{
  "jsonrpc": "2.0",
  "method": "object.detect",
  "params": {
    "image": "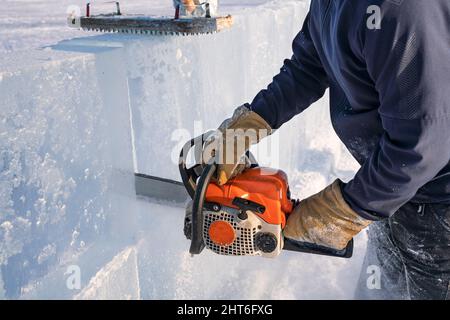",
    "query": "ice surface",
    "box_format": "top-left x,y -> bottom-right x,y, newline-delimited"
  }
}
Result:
1,0 -> 366,299
74,247 -> 140,300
